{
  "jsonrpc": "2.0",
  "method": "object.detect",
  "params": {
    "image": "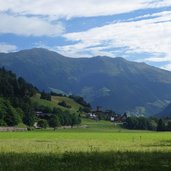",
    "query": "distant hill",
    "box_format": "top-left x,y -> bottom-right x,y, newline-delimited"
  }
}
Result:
1,48 -> 171,115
